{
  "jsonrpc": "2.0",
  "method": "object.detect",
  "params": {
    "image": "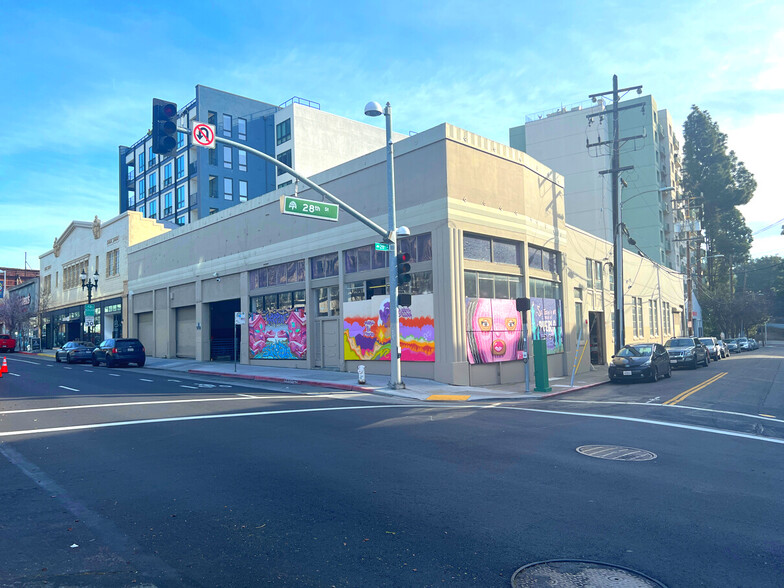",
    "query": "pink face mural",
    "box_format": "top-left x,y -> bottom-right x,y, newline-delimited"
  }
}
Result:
466,298 -> 523,364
